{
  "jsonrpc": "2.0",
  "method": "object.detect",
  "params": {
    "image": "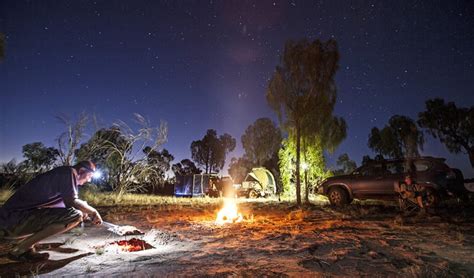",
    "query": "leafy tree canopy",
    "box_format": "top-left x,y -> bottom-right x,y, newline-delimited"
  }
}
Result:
228,156 -> 254,184
418,98 -> 474,167
76,114 -> 167,194
334,153 -> 357,175
368,115 -> 424,159
278,135 -> 331,198
190,129 -> 236,174
241,118 -> 282,166
266,38 -> 345,205
172,159 -> 201,177
76,126 -> 131,169
143,147 -> 174,185
22,142 -> 59,173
